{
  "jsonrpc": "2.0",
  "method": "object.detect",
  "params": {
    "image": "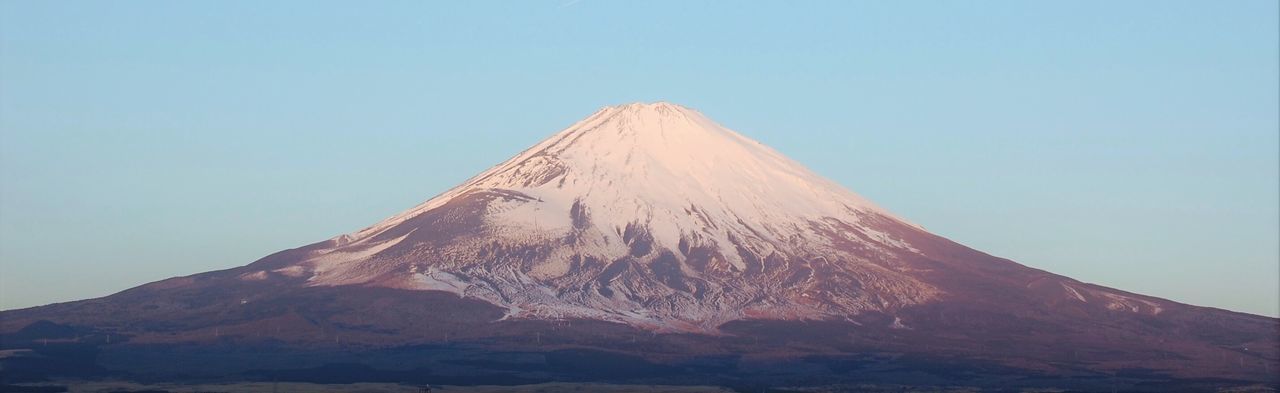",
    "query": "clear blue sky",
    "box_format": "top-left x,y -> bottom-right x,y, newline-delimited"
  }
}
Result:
1,1 -> 1276,316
